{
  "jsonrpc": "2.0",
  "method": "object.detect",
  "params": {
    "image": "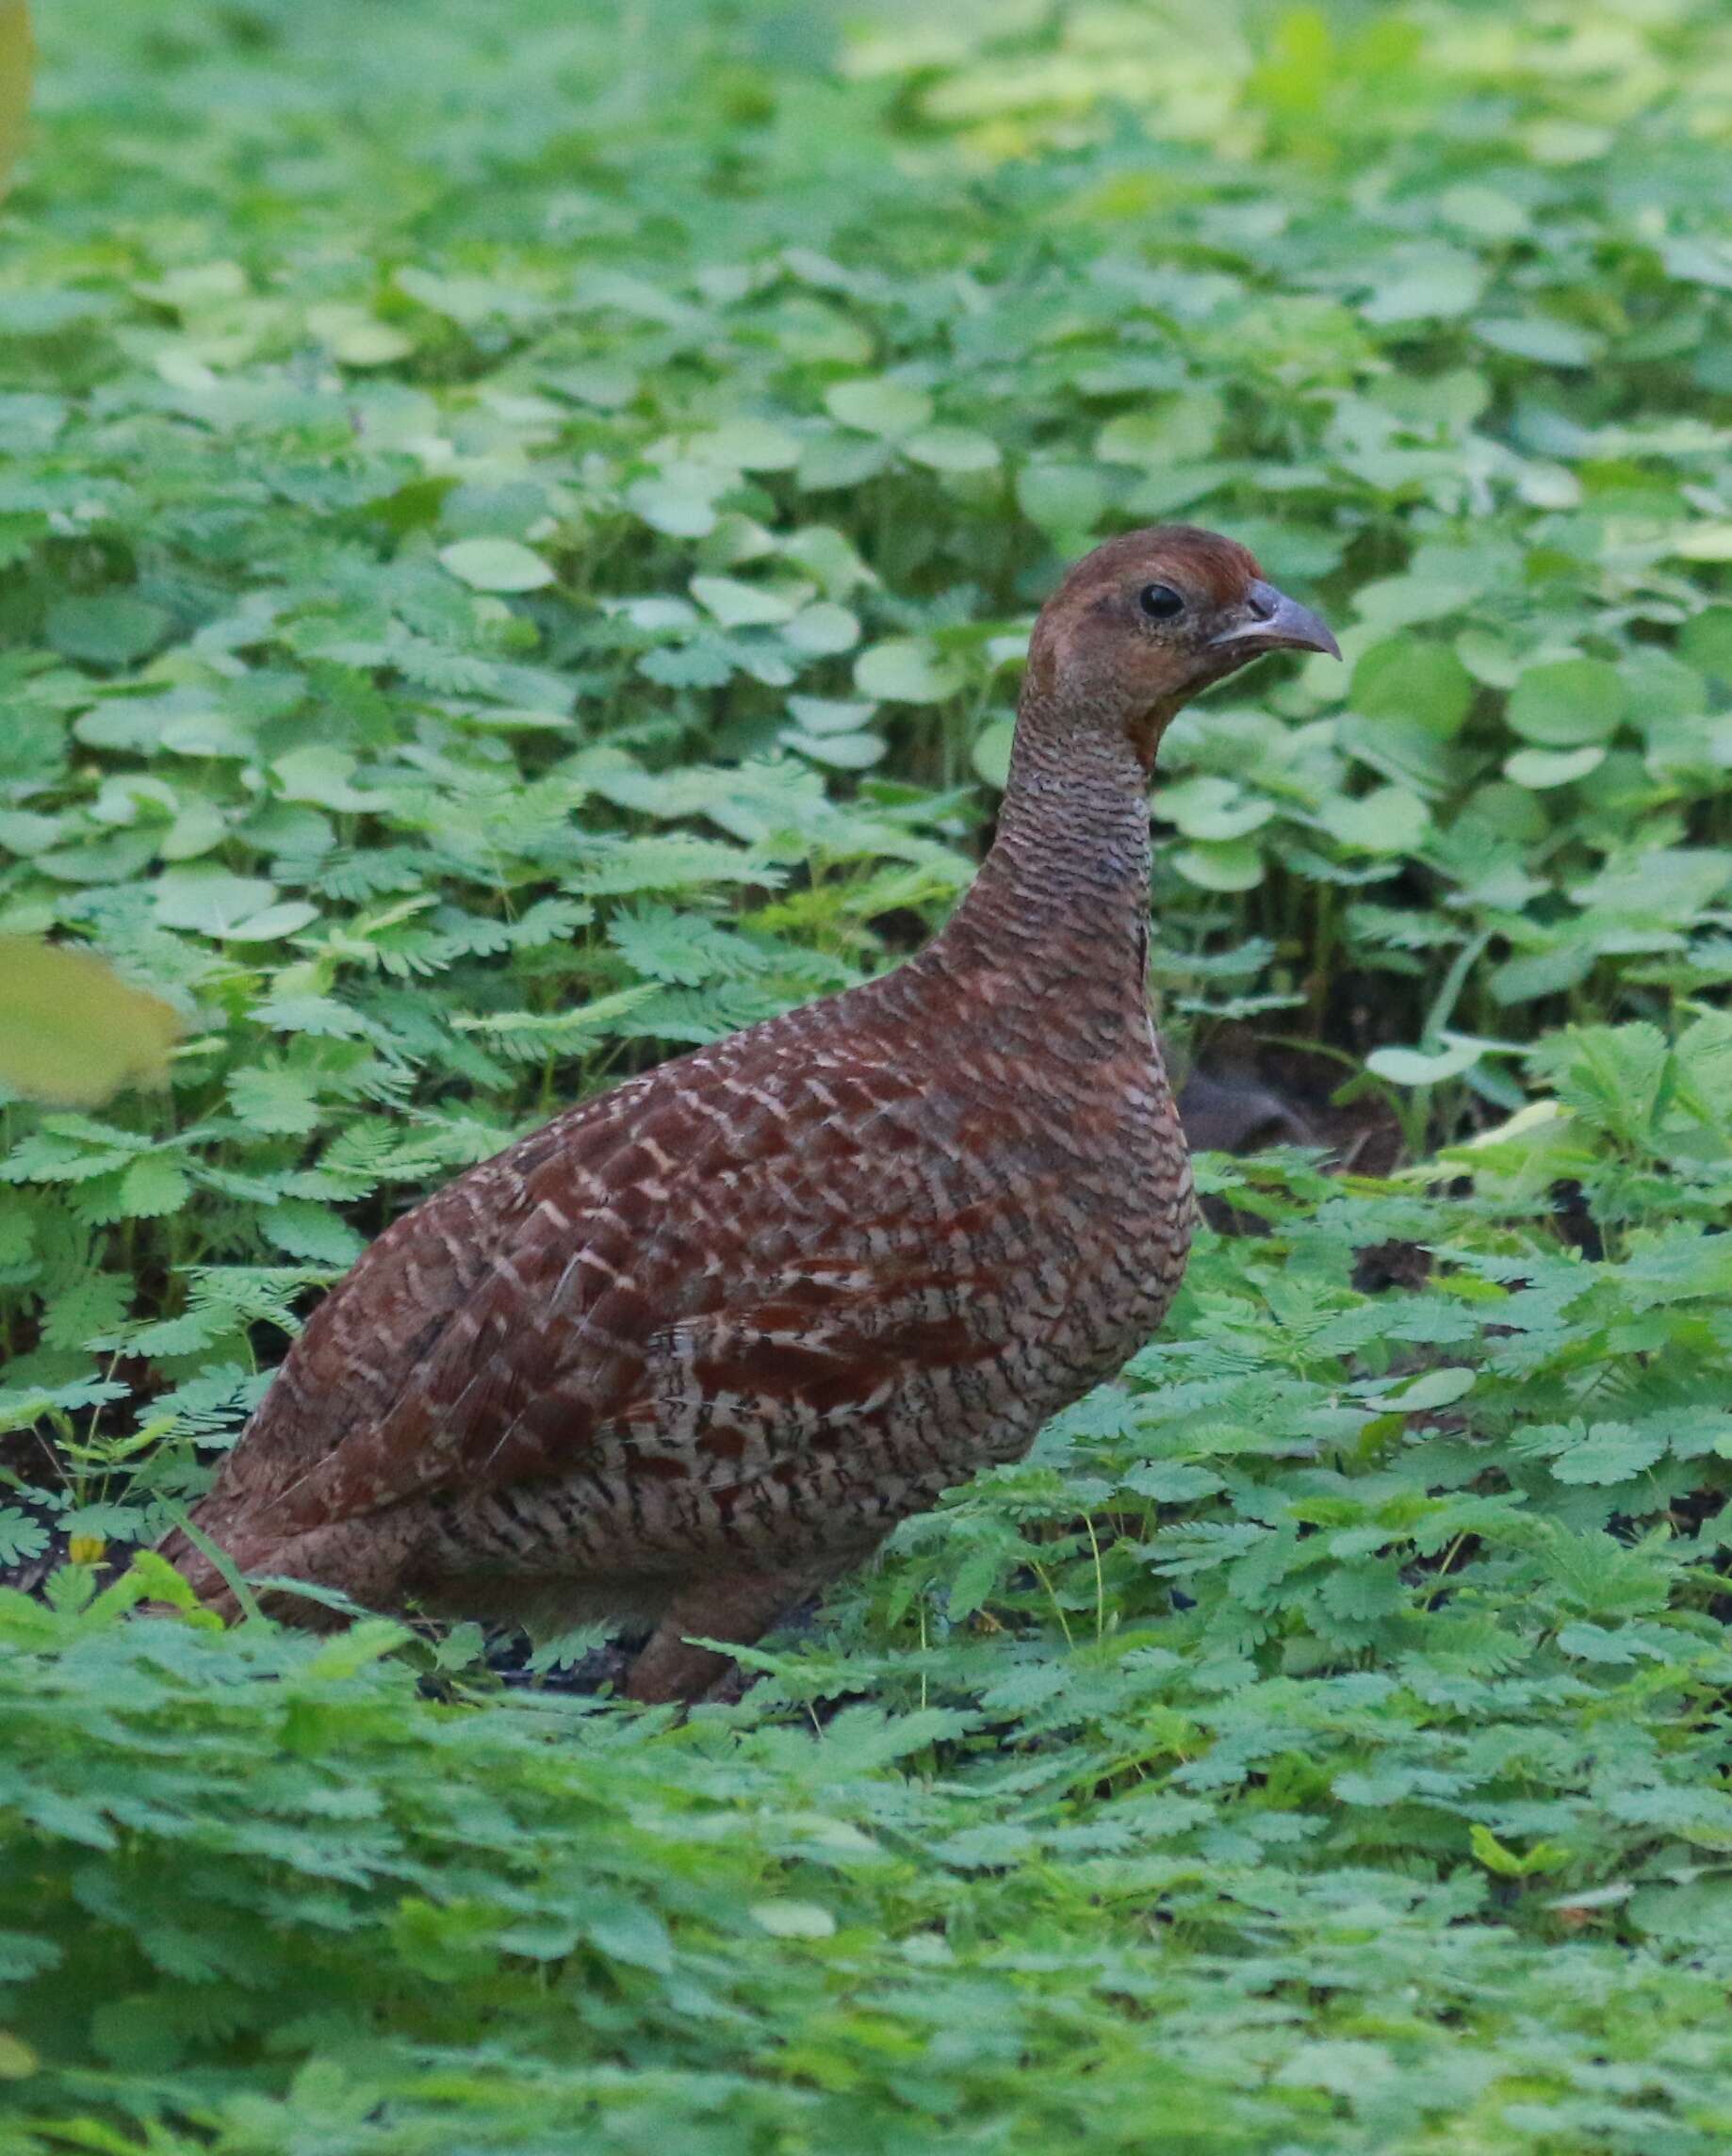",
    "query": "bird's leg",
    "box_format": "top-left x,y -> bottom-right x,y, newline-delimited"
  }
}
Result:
623,1568 -> 817,1706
